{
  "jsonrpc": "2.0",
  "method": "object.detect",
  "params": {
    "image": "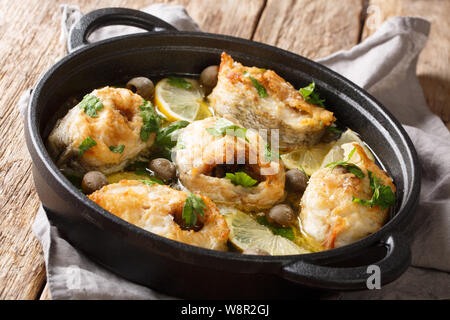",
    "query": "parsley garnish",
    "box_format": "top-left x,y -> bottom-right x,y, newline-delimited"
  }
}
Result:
139,100 -> 161,142
78,94 -> 104,117
140,176 -> 165,186
352,171 -> 395,210
264,143 -> 279,162
328,126 -> 343,135
167,76 -> 192,89
256,216 -> 295,241
206,118 -> 249,142
243,72 -> 268,98
325,147 -> 365,179
182,193 -> 207,227
126,161 -> 149,176
225,171 -> 258,187
299,82 -> 326,107
78,136 -> 97,156
109,144 -> 125,154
